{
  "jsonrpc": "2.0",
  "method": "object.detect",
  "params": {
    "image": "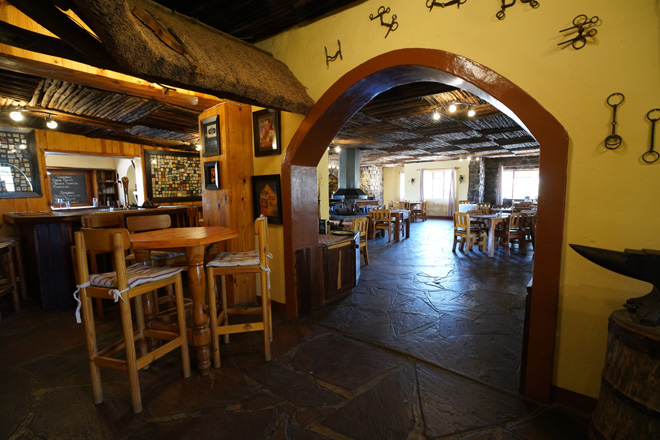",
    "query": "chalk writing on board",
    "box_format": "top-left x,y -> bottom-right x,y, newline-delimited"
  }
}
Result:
50,174 -> 88,204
